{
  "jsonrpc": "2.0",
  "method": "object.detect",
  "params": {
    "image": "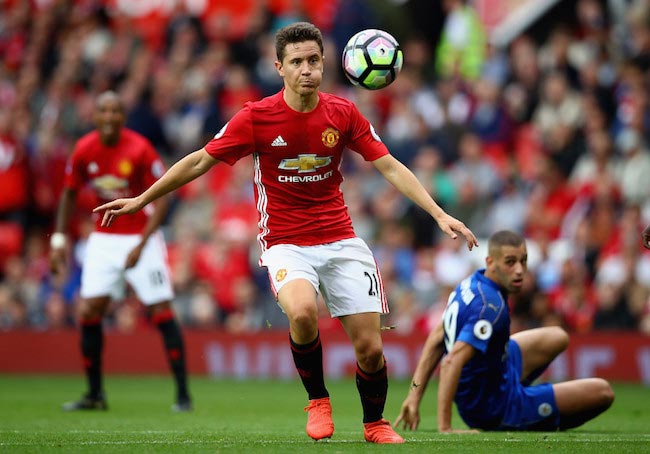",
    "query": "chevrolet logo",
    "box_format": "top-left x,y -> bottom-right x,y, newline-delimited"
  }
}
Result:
278,154 -> 332,173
